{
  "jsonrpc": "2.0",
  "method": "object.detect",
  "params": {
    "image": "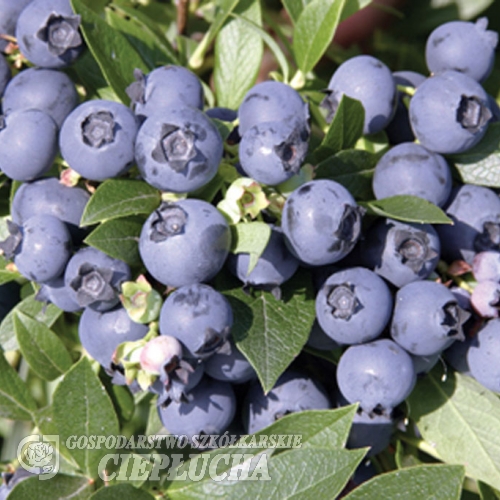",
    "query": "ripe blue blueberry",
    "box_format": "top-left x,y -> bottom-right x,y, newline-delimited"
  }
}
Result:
2,67 -> 78,127
135,106 -> 223,193
372,142 -> 452,207
159,283 -> 233,359
361,218 -> 441,288
139,200 -> 231,288
322,55 -> 396,135
472,251 -> 500,282
411,353 -> 441,376
0,0 -> 33,52
470,280 -> 500,318
60,100 -> 139,181
425,18 -> 498,83
336,338 -> 416,414
306,319 -> 340,351
16,0 -> 83,68
126,65 -> 204,119
391,281 -> 468,356
281,180 -> 363,266
244,370 -> 331,434
64,247 -> 131,312
0,109 -> 58,181
409,71 -> 492,154
316,267 -> 393,345
36,276 -> 82,312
